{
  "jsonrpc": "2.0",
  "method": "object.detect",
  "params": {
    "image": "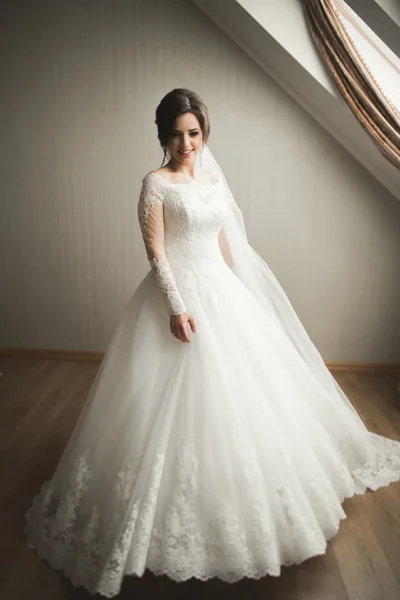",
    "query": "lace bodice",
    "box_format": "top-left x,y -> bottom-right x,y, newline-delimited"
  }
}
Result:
137,171 -> 233,315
